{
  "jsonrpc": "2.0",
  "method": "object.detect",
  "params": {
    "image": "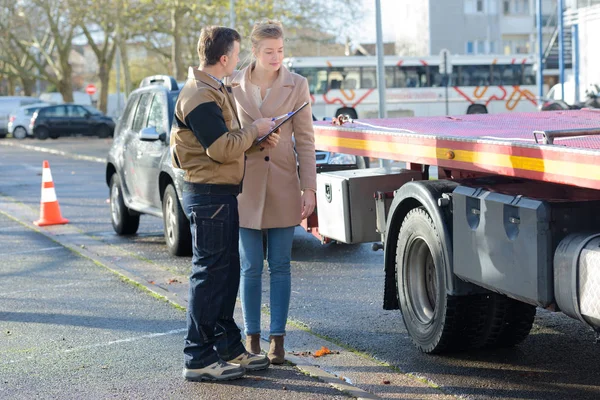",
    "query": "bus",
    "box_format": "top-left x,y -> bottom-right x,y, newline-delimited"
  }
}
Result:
284,54 -> 538,120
